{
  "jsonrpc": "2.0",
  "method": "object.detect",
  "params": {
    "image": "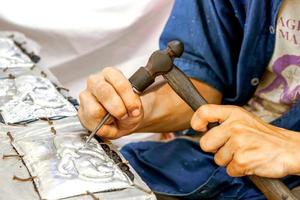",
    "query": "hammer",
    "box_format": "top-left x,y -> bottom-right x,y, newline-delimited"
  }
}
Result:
87,40 -> 297,200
